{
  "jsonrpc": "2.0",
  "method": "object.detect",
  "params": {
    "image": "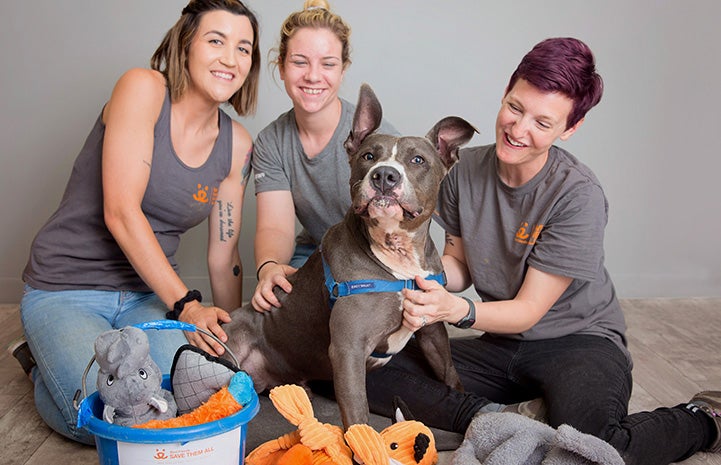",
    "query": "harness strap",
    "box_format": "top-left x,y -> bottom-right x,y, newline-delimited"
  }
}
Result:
321,254 -> 446,359
322,255 -> 446,306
